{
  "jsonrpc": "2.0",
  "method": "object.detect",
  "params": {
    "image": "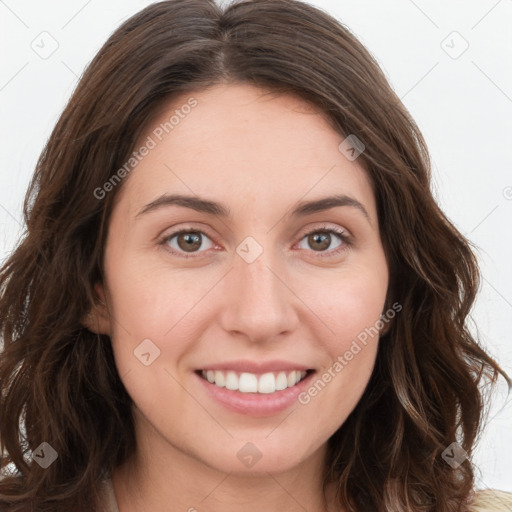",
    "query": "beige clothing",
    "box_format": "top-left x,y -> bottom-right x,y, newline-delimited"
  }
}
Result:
99,479 -> 512,511
469,489 -> 512,511
100,479 -> 120,512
